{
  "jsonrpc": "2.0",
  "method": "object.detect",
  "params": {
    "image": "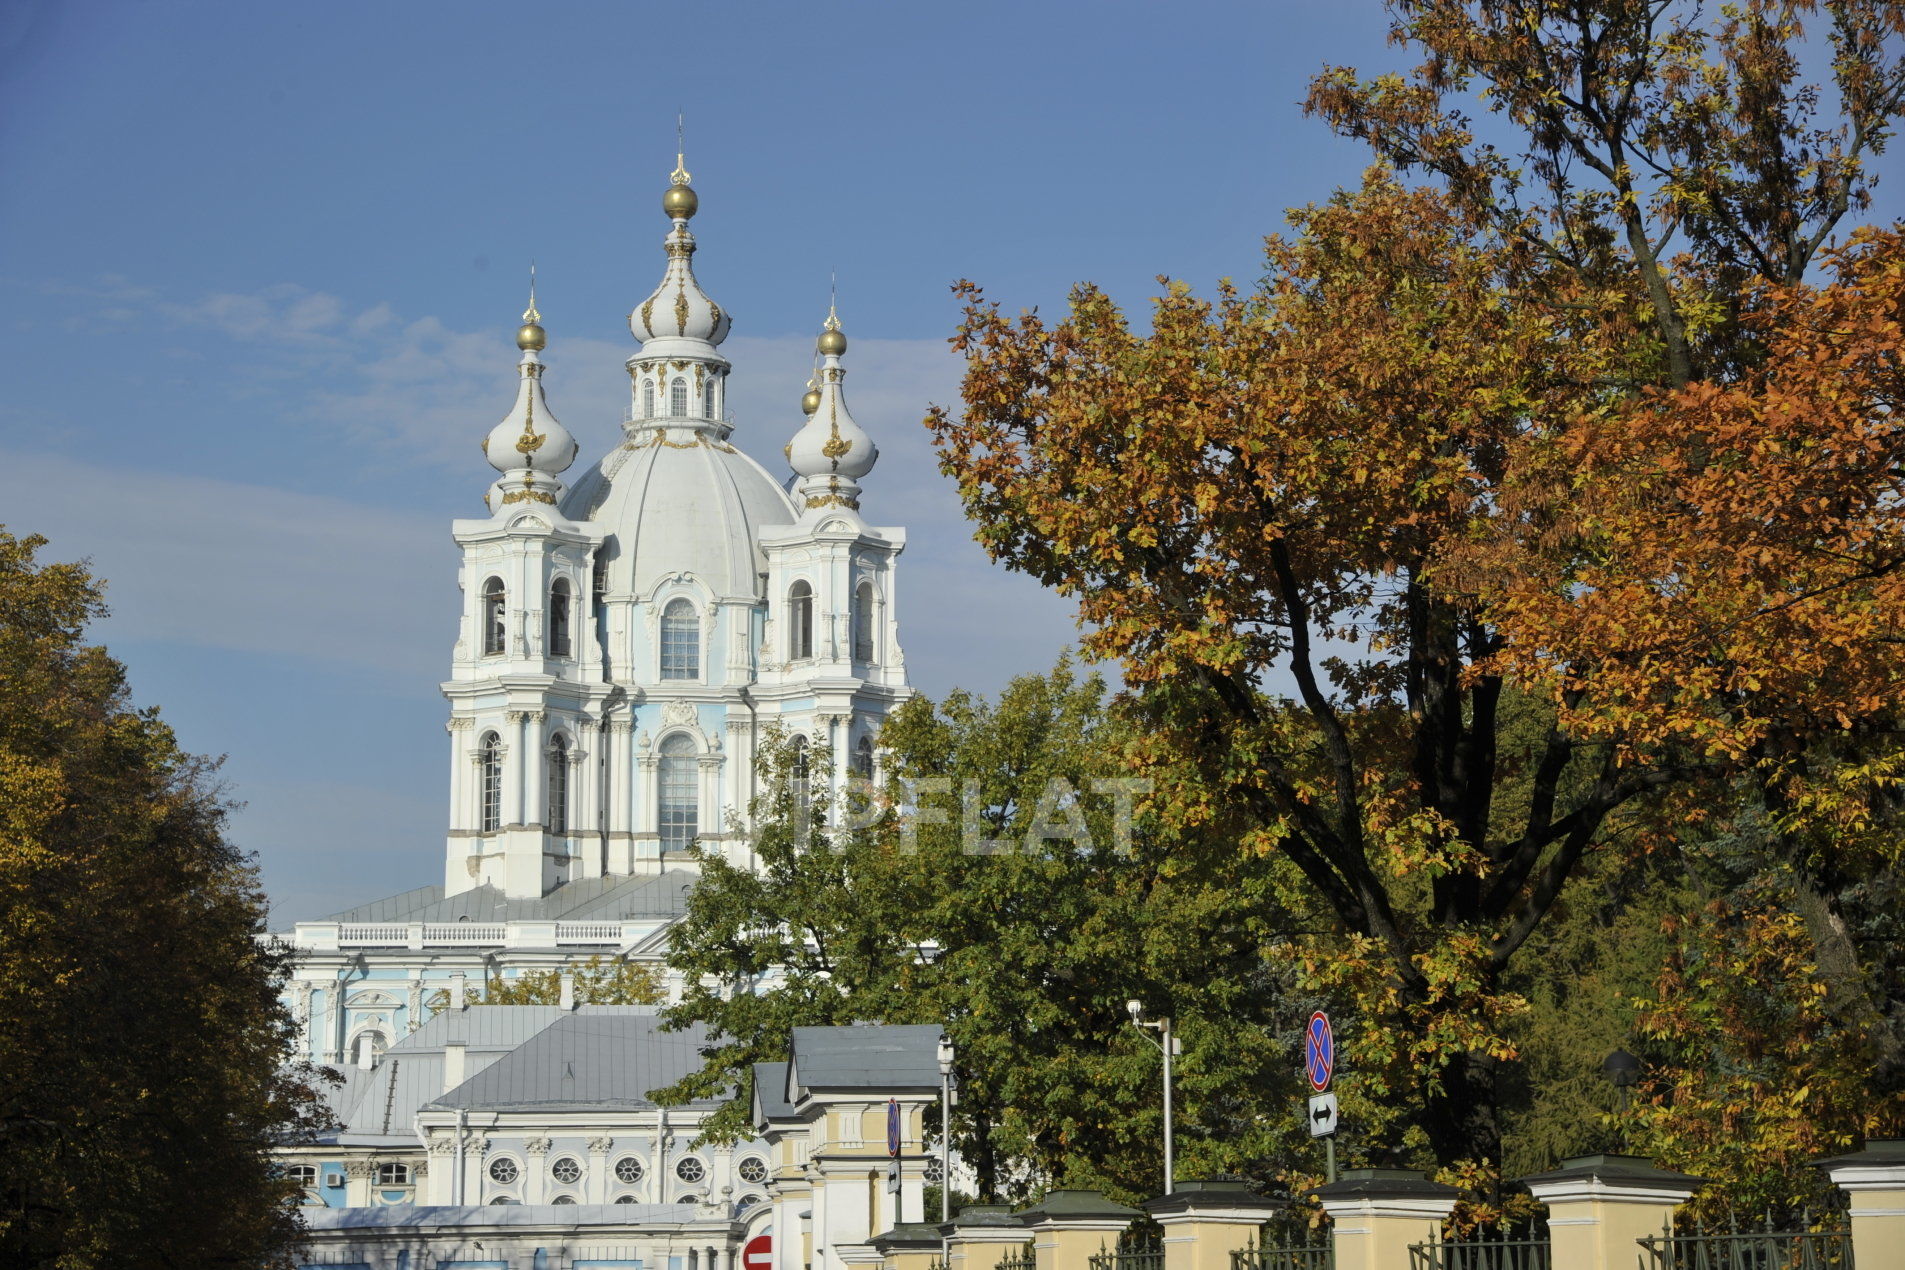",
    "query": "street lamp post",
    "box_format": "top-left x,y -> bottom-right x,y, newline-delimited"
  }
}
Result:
1602,1048 -> 1641,1151
1127,1000 -> 1177,1195
937,1034 -> 956,1221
